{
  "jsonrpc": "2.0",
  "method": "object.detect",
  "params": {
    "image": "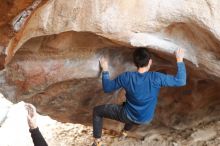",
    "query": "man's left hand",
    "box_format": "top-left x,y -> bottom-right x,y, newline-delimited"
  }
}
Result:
99,57 -> 109,71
